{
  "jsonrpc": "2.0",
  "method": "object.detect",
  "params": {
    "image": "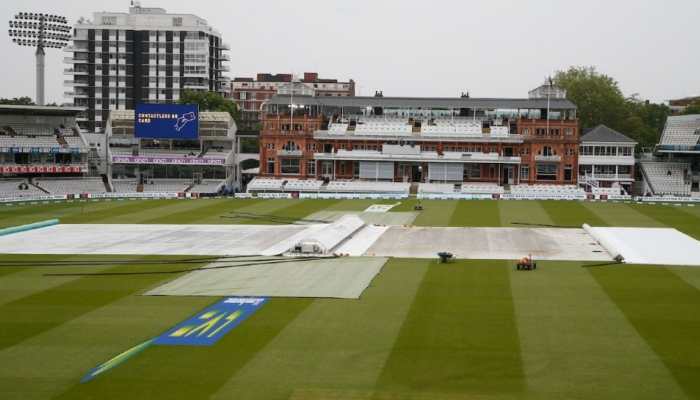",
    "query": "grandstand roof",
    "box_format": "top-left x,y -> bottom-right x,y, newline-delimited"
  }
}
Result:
658,114 -> 700,148
0,105 -> 84,116
266,95 -> 577,110
580,125 -> 636,144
